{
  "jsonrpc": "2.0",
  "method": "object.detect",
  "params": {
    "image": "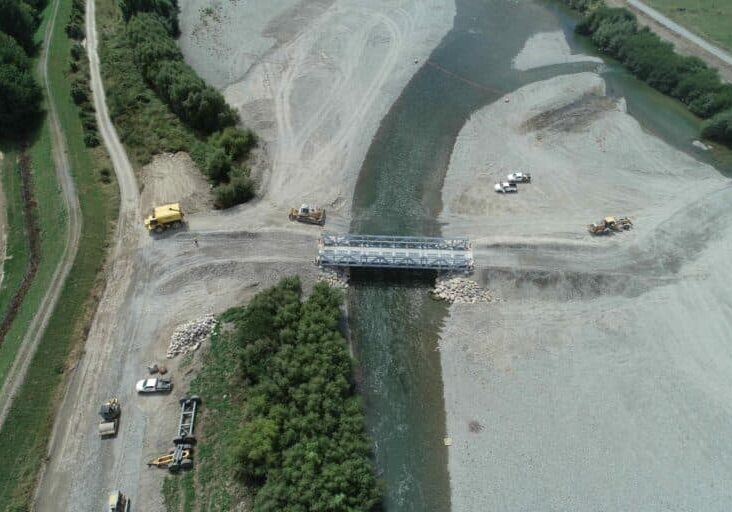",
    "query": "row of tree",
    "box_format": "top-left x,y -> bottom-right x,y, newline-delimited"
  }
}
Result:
229,277 -> 382,511
67,0 -> 100,147
0,0 -> 44,139
565,1 -> 732,146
